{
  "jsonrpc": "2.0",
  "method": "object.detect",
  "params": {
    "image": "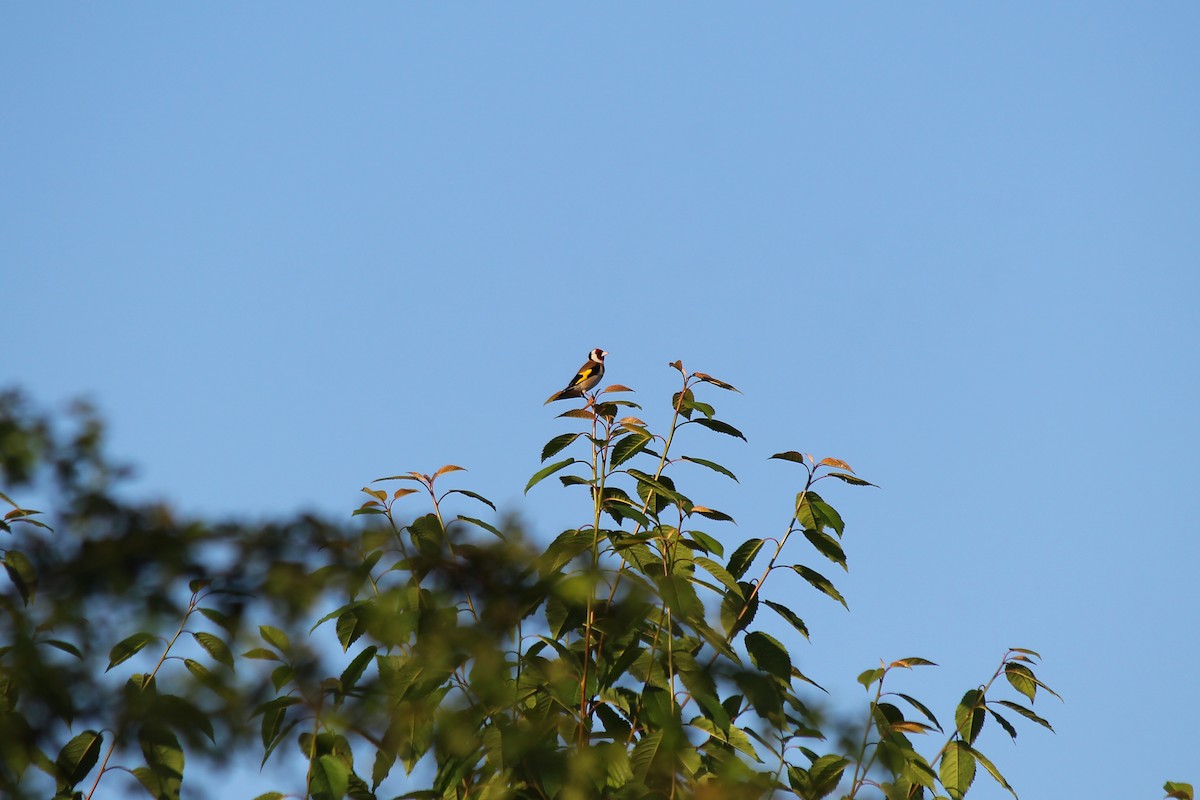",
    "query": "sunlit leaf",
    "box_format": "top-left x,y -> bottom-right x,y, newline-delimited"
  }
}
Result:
1005,662 -> 1037,702
259,626 -> 289,652
693,372 -> 741,392
432,464 -> 465,479
940,740 -> 977,800
857,668 -> 884,689
891,657 -> 938,669
602,384 -> 635,394
817,457 -> 854,472
691,506 -> 735,523
955,688 -> 986,744
558,408 -> 597,420
308,753 -> 349,800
